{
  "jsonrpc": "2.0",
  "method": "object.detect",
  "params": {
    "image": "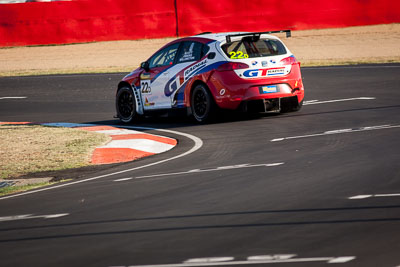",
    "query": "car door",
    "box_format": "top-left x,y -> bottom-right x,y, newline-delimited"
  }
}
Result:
166,41 -> 205,106
140,42 -> 180,110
